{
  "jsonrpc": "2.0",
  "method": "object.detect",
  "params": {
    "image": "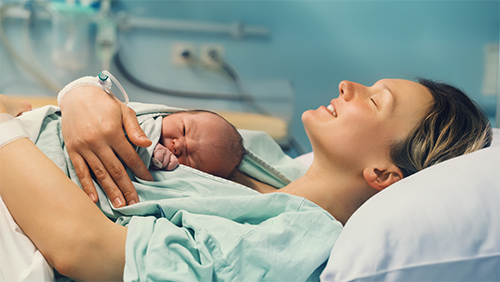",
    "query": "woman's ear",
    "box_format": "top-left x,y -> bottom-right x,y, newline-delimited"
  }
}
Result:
363,166 -> 403,191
